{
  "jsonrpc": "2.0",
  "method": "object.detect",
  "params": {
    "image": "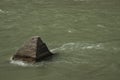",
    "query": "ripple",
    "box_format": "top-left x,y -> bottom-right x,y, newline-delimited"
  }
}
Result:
0,9 -> 9,14
51,42 -> 104,52
97,24 -> 106,28
10,57 -> 39,67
